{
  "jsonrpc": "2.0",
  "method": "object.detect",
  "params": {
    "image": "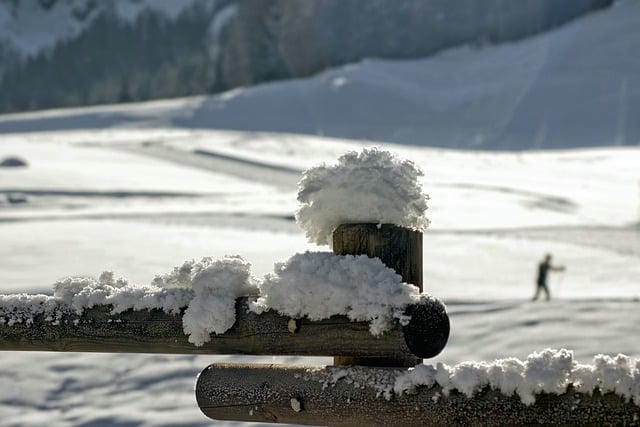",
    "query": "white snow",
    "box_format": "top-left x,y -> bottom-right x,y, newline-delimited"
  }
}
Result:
4,250 -> 428,343
250,251 -> 423,336
296,148 -> 429,245
52,272 -> 191,316
0,137 -> 272,194
393,348 -> 640,406
182,256 -> 257,346
300,348 -> 640,405
2,256 -> 261,348
0,293 -> 64,326
151,258 -> 217,289
1,271 -> 195,329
